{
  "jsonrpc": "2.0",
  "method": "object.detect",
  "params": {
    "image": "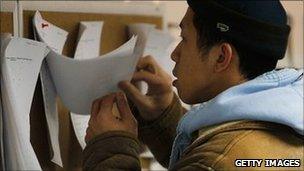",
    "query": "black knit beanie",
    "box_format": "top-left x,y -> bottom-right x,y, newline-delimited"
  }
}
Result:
187,0 -> 291,60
